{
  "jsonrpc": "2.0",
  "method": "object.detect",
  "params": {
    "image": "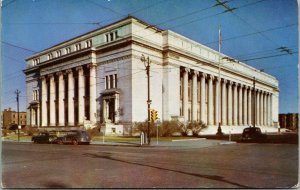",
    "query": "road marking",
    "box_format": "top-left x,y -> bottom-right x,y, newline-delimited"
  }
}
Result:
172,138 -> 206,142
